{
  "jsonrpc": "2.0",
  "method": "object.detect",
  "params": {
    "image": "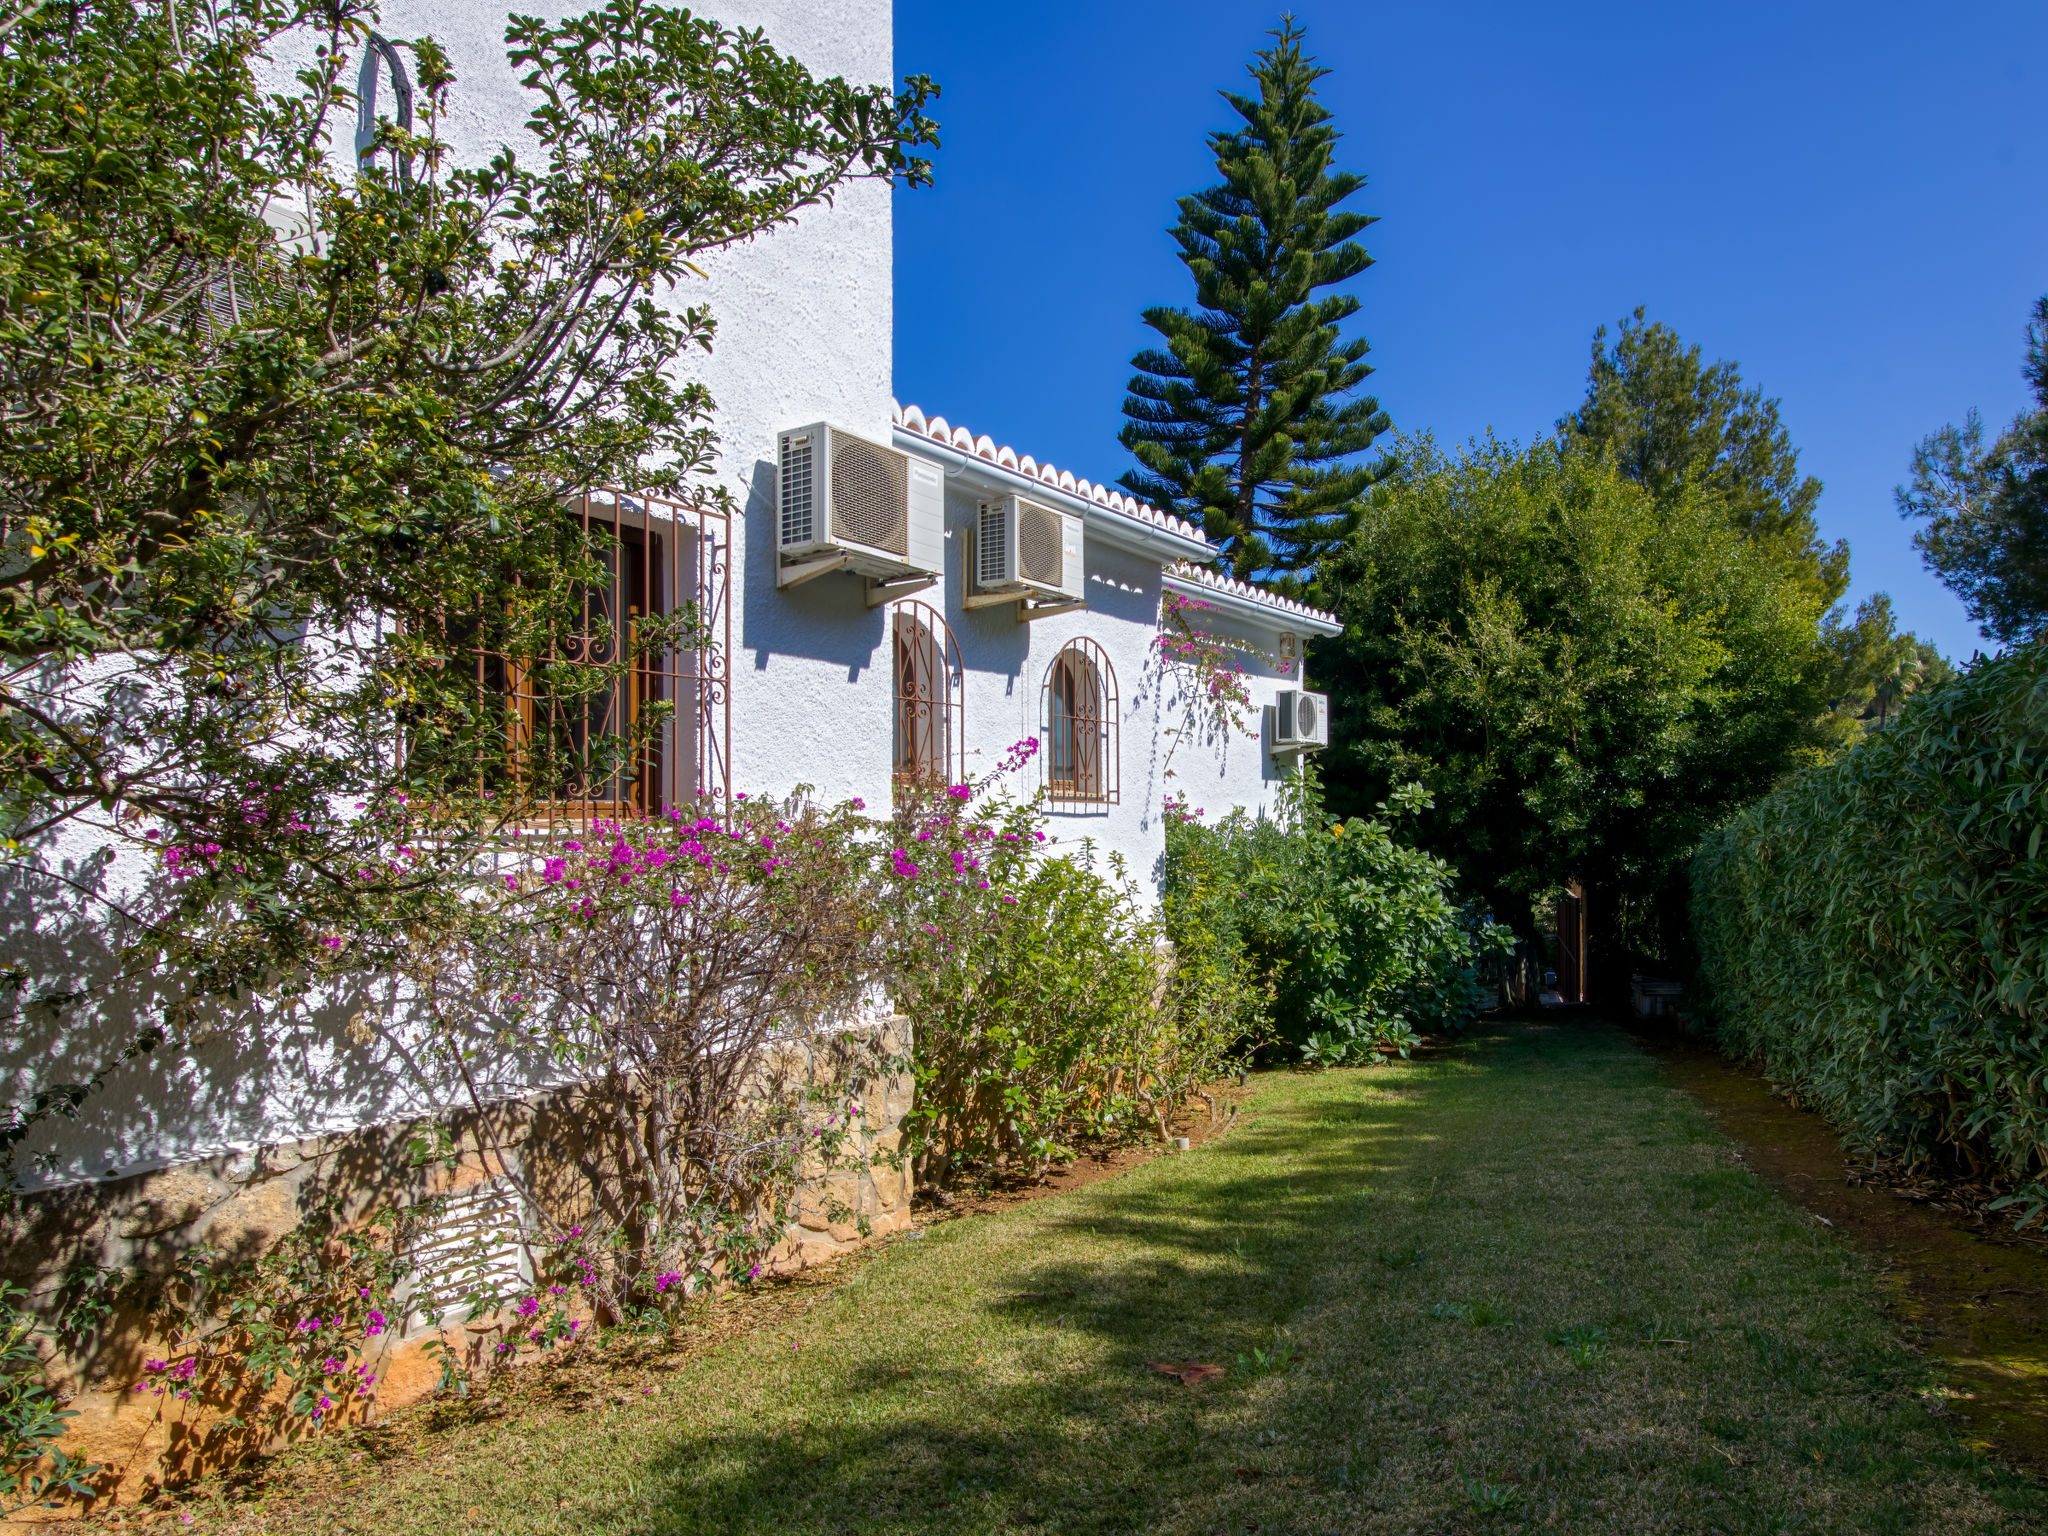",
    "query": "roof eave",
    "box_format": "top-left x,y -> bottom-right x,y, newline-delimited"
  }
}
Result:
891,427 -> 1214,565
1161,569 -> 1344,637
